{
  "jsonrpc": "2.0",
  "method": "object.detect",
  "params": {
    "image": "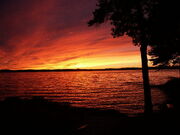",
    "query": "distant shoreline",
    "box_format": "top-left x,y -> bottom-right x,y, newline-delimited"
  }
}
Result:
0,67 -> 179,72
